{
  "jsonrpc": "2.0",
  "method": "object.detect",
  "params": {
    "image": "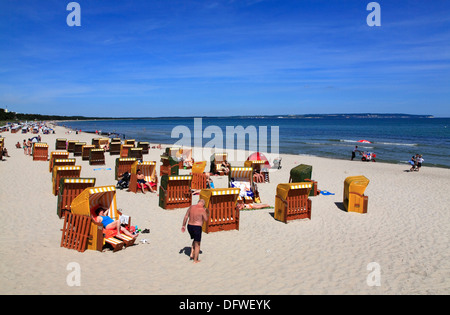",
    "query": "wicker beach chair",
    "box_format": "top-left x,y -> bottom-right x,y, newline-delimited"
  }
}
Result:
128,161 -> 158,193
210,153 -> 228,175
244,160 -> 269,183
120,144 -> 133,158
191,161 -> 208,190
109,141 -> 122,155
55,138 -> 67,150
82,145 -> 95,161
67,140 -> 78,153
274,182 -> 313,223
159,175 -> 192,209
52,165 -> 82,196
115,157 -> 137,180
49,151 -> 70,172
137,141 -> 150,154
73,142 -> 86,157
57,177 -> 96,218
200,188 -> 241,233
228,167 -> 260,204
343,176 -> 369,213
32,143 -> 49,161
128,147 -> 143,160
289,164 -> 319,197
160,147 -> 181,176
89,148 -> 105,165
70,185 -> 135,252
